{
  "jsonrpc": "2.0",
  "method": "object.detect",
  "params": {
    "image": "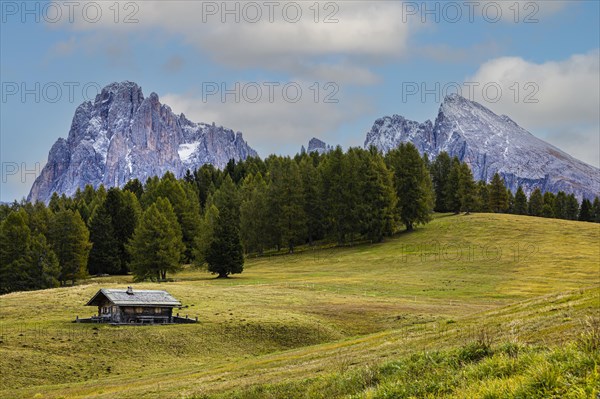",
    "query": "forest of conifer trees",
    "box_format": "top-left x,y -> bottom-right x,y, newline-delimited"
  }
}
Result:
1,143 -> 599,294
